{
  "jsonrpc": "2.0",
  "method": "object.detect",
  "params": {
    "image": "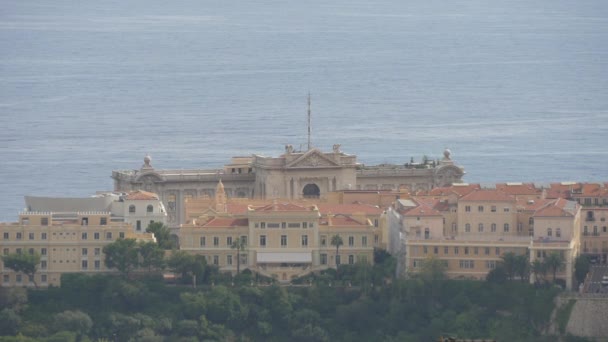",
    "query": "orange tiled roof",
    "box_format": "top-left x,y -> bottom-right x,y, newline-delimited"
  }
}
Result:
411,197 -> 451,212
402,204 -> 443,217
516,198 -> 552,211
460,189 -> 515,202
419,184 -> 481,197
316,203 -> 382,215
571,183 -> 608,198
202,218 -> 249,228
125,190 -> 159,200
254,202 -> 315,212
319,214 -> 368,227
495,183 -> 540,196
533,198 -> 578,218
